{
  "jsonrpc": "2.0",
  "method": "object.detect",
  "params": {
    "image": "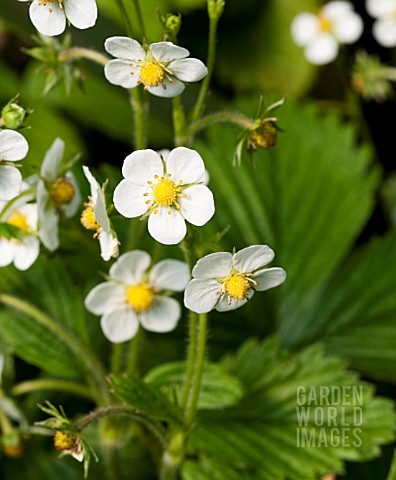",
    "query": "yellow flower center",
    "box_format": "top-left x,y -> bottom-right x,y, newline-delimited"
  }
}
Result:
54,431 -> 77,452
140,62 -> 166,87
7,211 -> 29,232
80,206 -> 101,231
50,178 -> 75,207
224,273 -> 251,301
152,178 -> 178,206
126,283 -> 154,312
318,14 -> 332,32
